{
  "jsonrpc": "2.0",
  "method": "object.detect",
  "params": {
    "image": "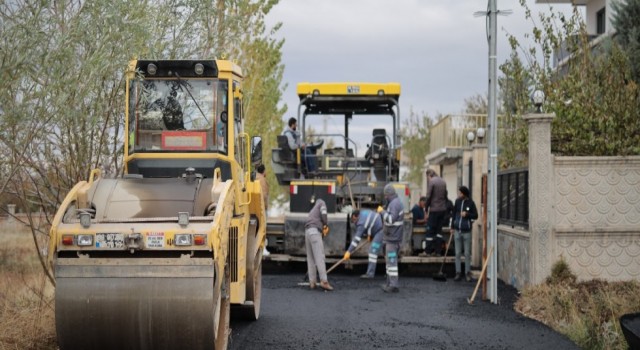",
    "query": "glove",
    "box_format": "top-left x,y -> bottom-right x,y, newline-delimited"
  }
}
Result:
376,205 -> 384,213
322,225 -> 330,236
343,251 -> 351,260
